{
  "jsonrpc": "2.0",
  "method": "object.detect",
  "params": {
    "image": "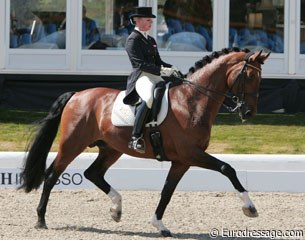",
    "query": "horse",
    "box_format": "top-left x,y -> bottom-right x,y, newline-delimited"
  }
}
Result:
19,48 -> 270,237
